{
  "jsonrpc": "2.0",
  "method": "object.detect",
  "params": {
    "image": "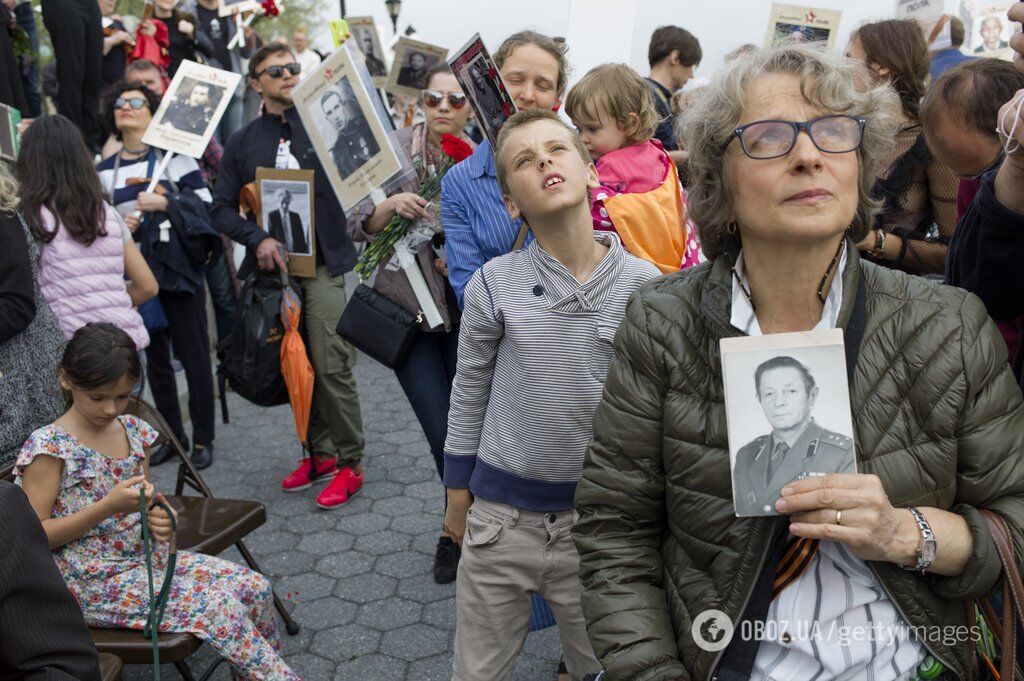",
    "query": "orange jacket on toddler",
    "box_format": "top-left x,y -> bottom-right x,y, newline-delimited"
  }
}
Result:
590,139 -> 701,273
